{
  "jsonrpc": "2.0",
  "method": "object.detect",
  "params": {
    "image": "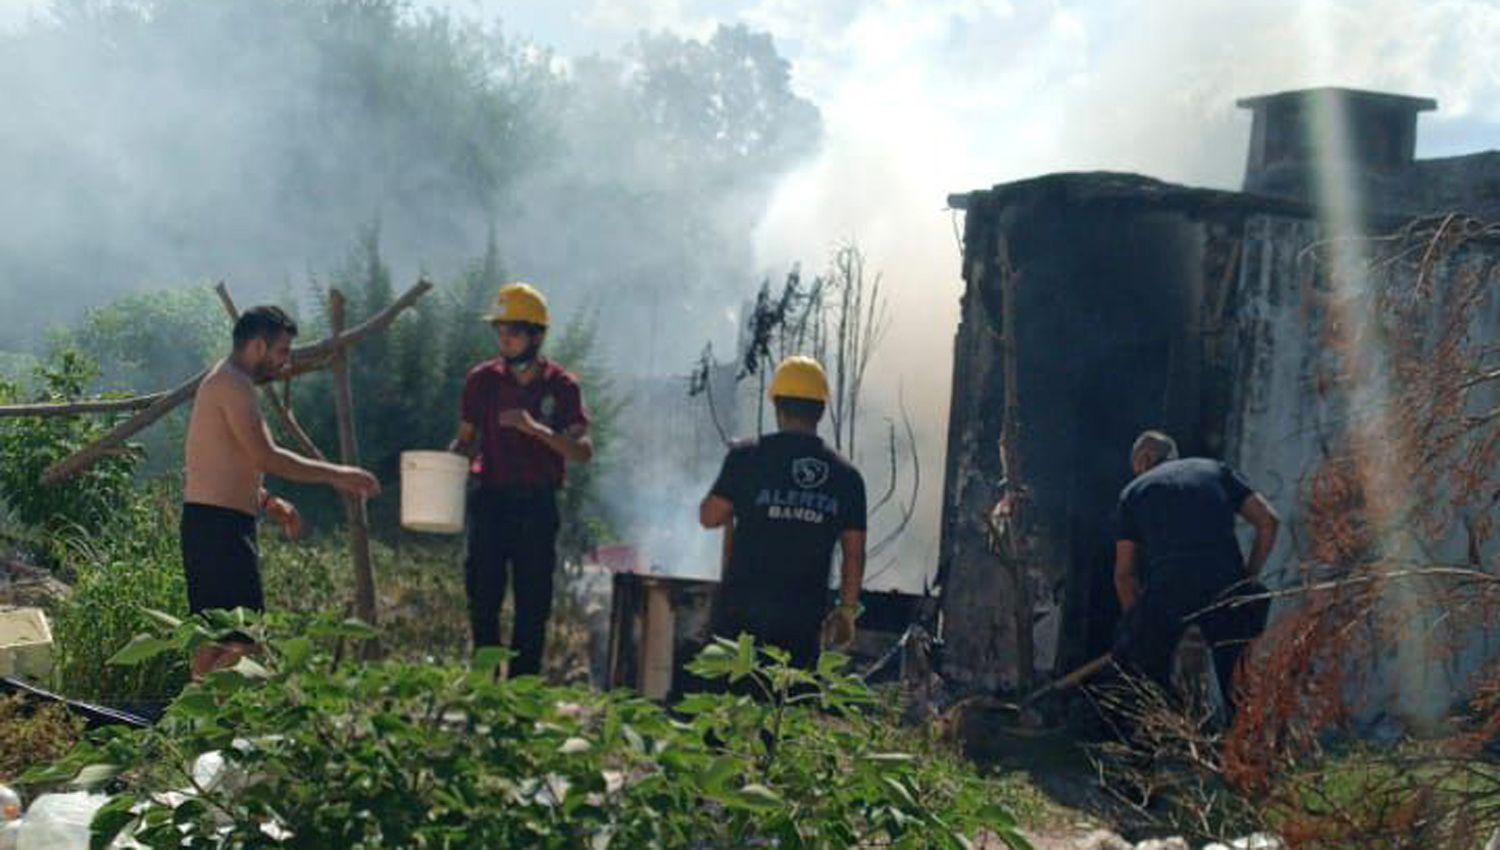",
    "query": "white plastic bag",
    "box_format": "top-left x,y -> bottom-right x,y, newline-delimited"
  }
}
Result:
15,792 -> 108,850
